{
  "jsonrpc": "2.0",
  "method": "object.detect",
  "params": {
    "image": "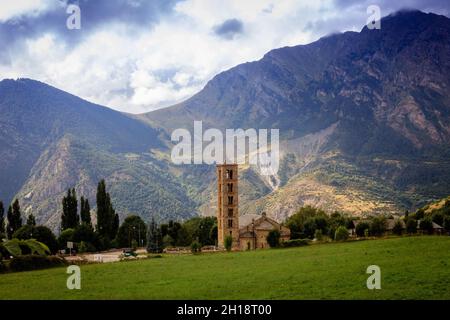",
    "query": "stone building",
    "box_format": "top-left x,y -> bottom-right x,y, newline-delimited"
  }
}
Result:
238,212 -> 291,250
216,163 -> 290,250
